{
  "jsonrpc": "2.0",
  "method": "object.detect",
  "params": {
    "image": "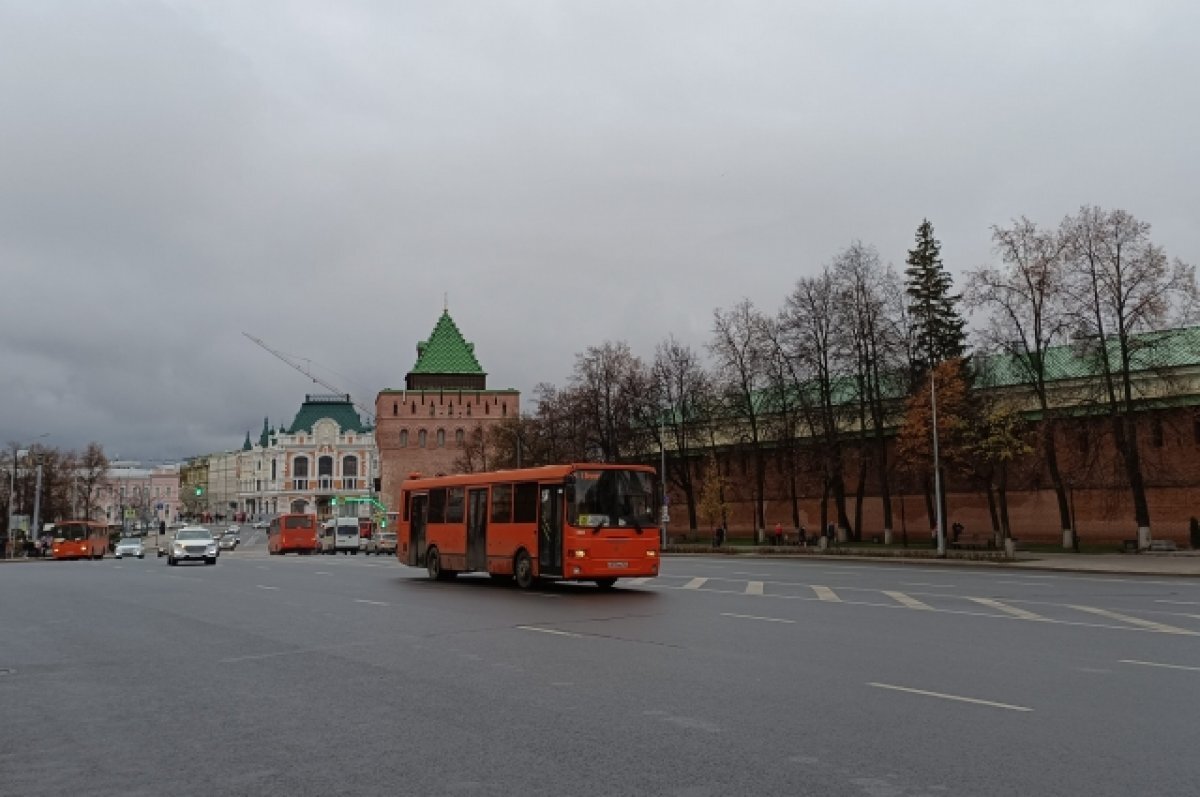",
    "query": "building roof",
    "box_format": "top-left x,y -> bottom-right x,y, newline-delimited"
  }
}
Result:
977,326 -> 1200,387
286,394 -> 372,434
409,310 -> 485,376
